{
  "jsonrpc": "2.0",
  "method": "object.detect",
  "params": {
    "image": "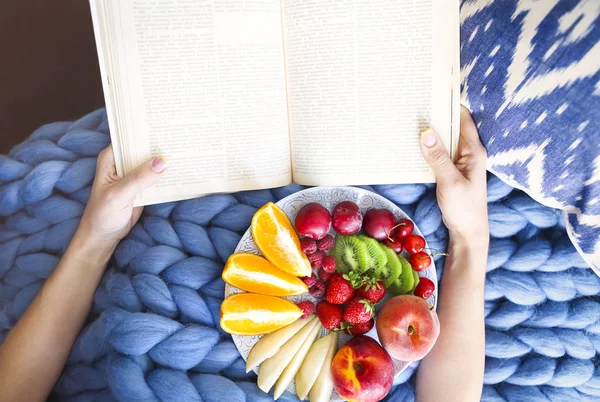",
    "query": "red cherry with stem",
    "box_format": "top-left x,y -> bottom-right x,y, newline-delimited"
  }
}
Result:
414,277 -> 435,299
409,251 -> 431,271
392,219 -> 414,239
384,237 -> 403,253
404,235 -> 426,254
